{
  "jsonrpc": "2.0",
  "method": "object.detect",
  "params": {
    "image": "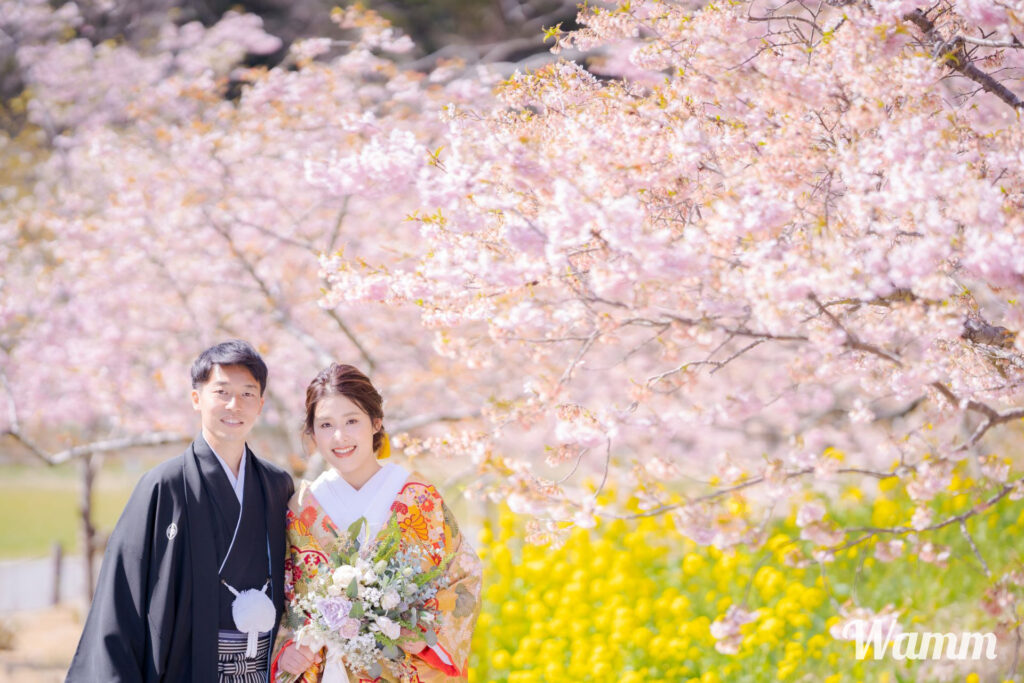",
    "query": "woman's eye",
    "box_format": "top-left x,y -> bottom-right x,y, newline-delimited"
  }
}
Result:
319,422 -> 331,429
347,419 -> 358,425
